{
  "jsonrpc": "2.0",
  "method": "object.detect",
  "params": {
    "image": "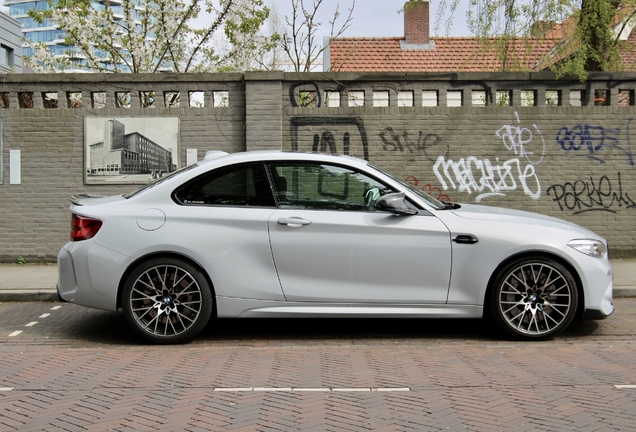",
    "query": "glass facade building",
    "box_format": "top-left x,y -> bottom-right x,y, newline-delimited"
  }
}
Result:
3,0 -> 156,72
